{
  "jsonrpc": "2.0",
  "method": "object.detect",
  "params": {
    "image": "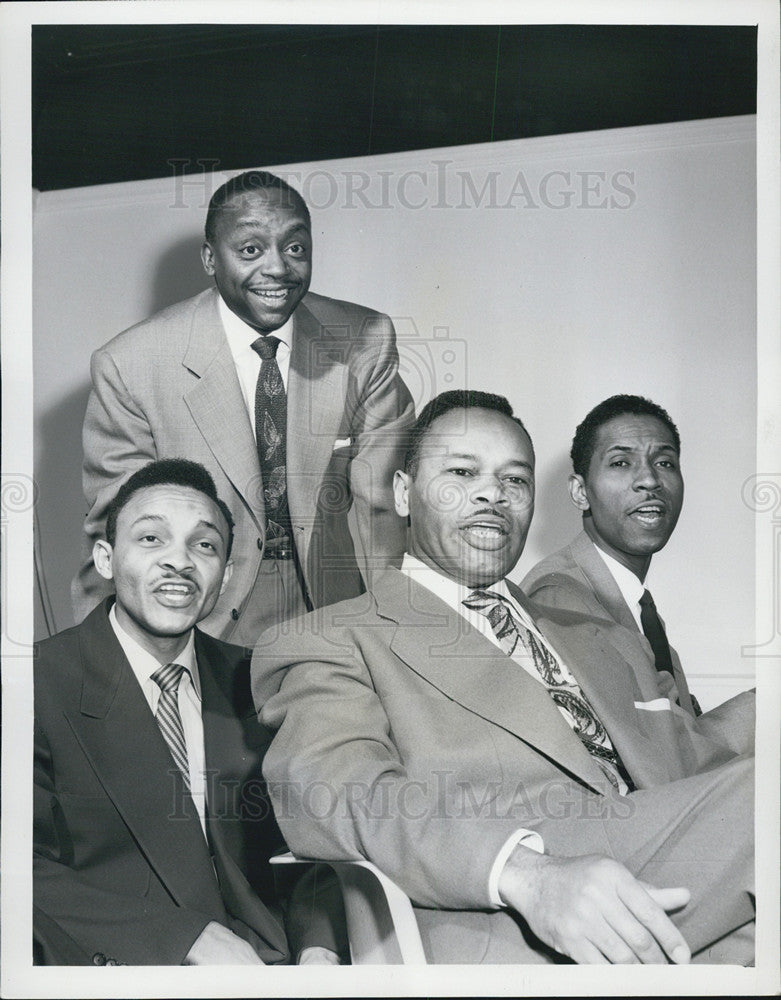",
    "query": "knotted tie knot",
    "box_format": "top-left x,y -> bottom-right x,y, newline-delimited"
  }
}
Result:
462,589 -> 520,655
252,335 -> 281,361
151,661 -> 187,693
